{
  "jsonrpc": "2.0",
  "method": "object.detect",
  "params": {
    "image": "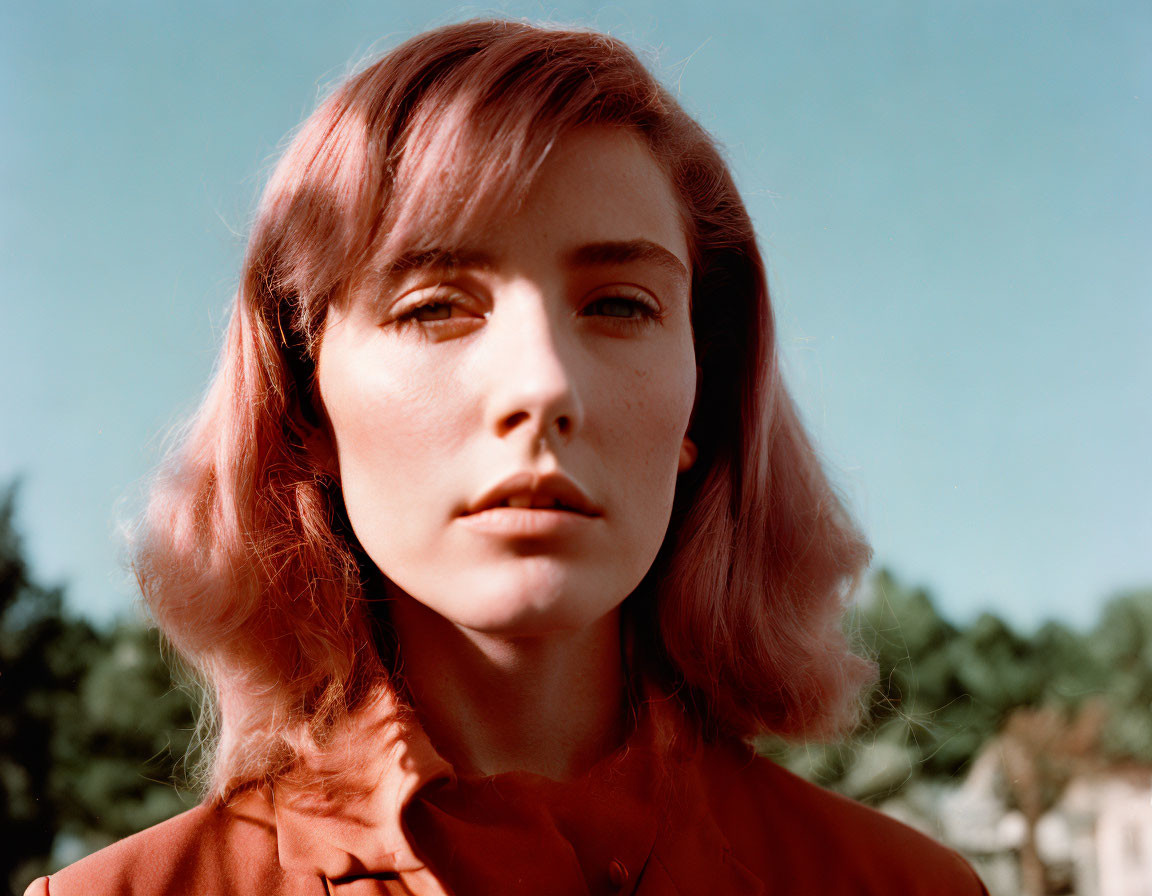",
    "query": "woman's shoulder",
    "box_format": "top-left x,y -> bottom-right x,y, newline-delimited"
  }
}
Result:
656,737 -> 989,895
23,789 -> 306,896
